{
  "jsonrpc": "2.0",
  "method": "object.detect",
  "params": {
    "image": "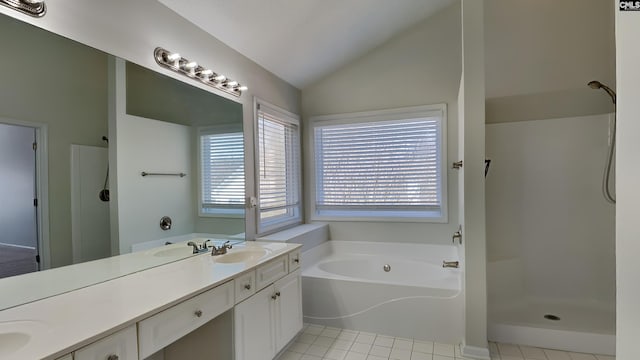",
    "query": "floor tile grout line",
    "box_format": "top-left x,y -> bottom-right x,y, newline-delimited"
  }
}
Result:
287,325 -> 611,360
